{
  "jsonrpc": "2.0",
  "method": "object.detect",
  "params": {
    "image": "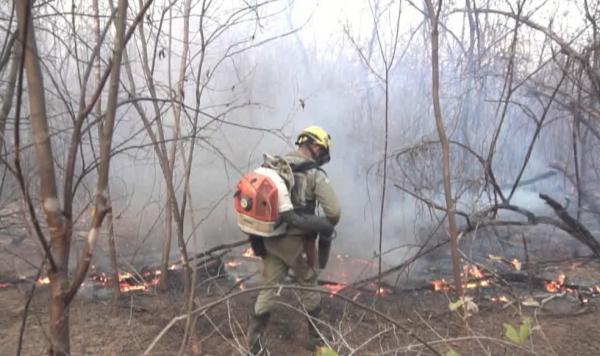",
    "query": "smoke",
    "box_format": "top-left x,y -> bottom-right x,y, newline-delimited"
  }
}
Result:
111,1 -> 570,267
4,1 -> 590,275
